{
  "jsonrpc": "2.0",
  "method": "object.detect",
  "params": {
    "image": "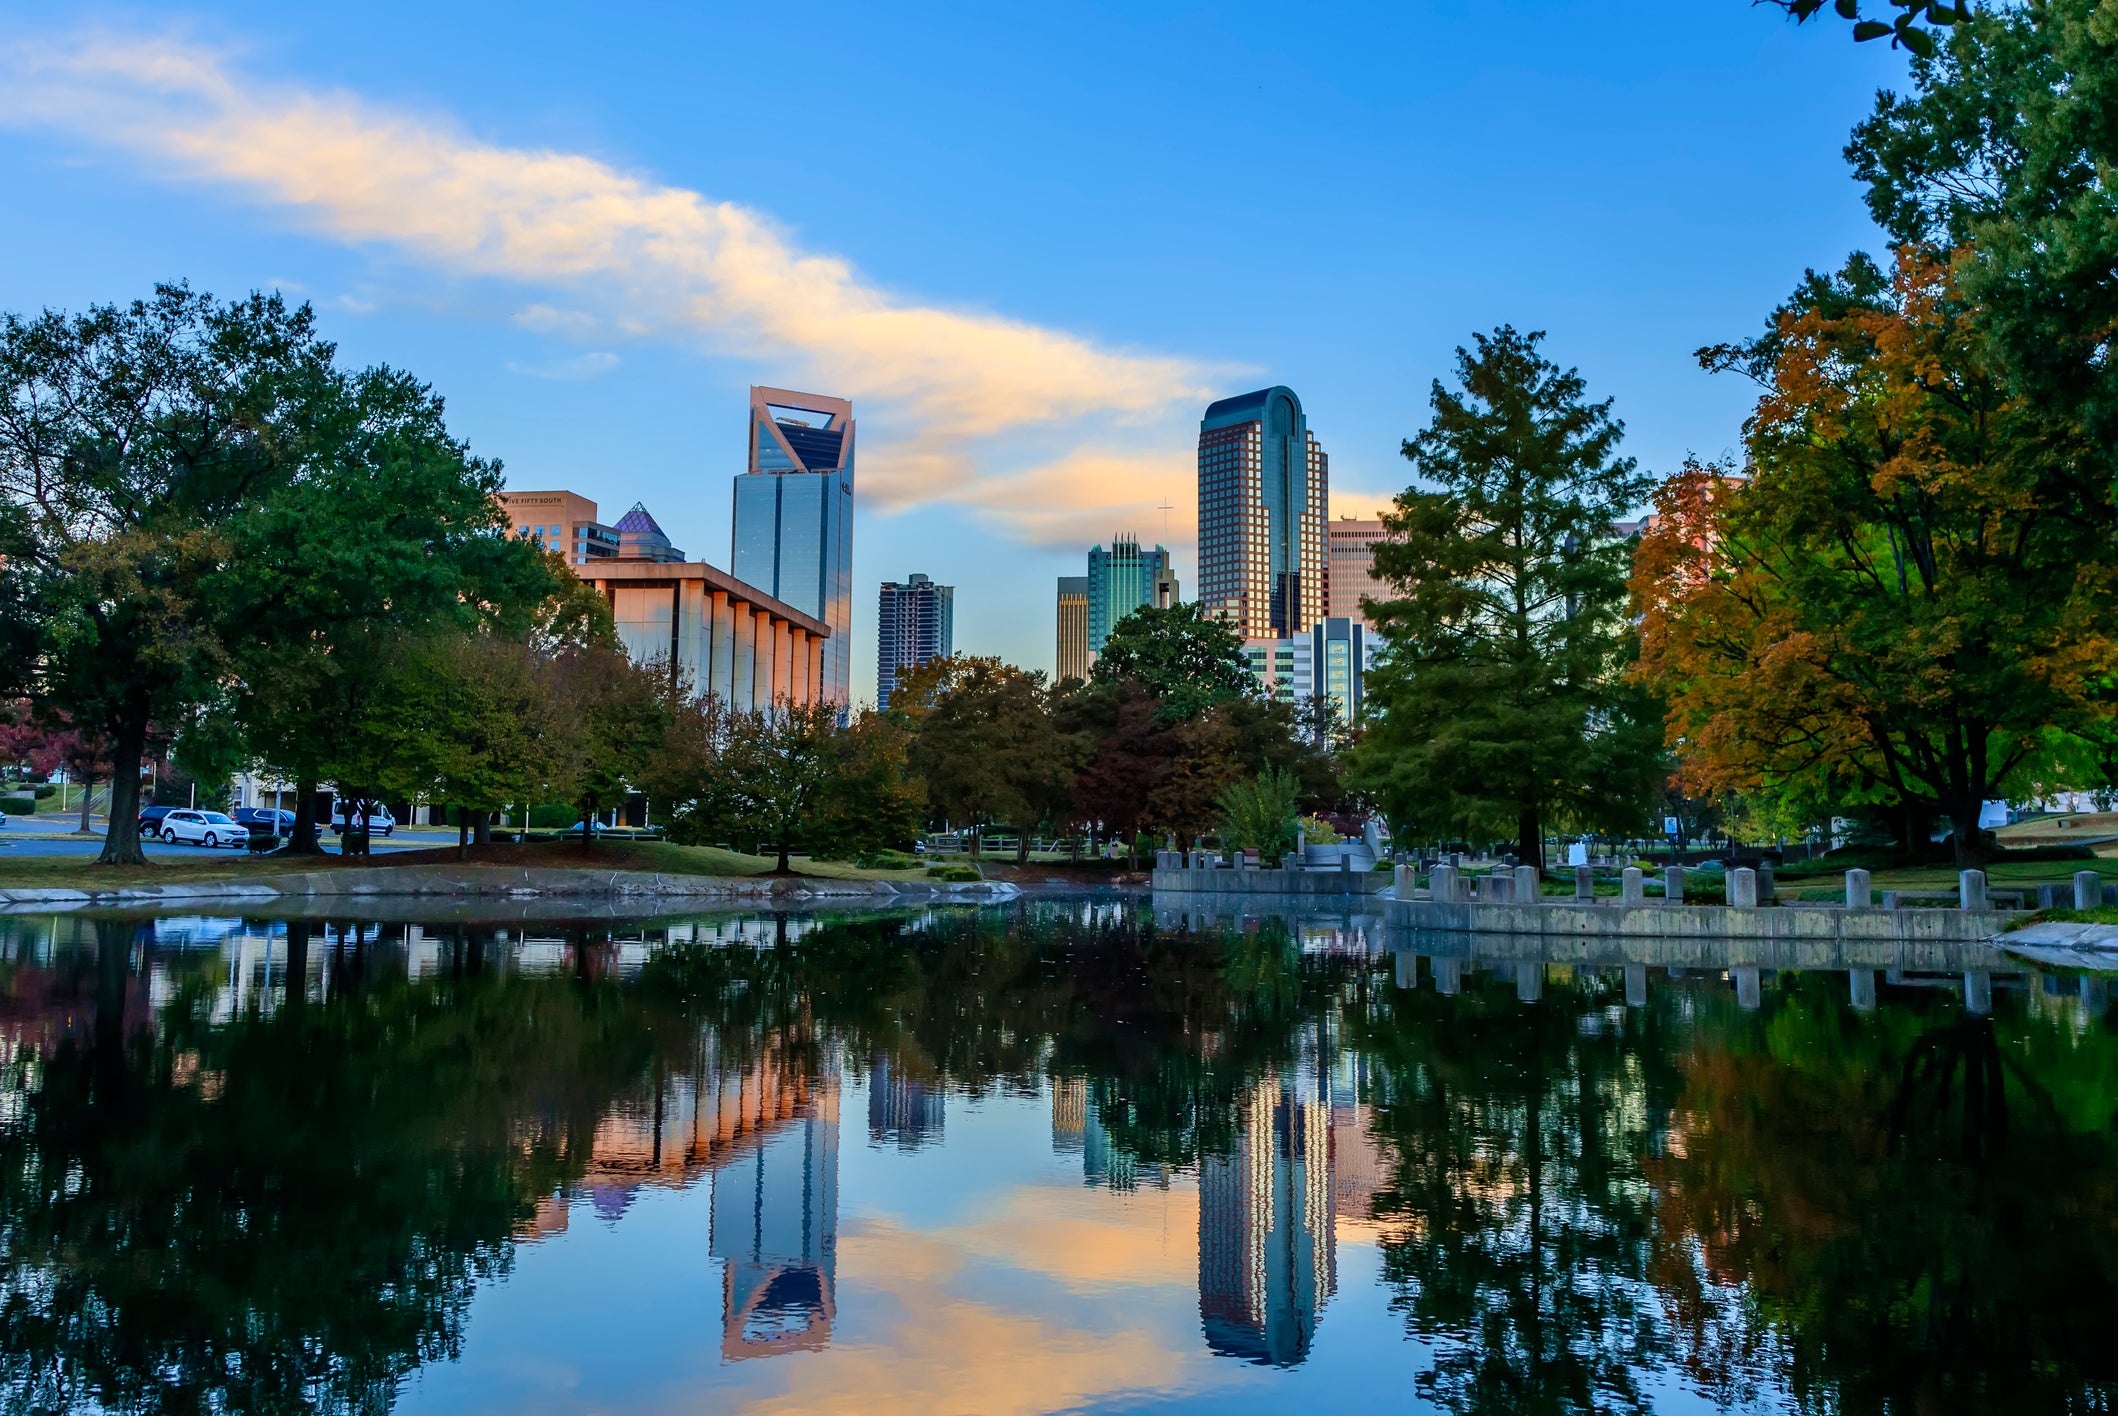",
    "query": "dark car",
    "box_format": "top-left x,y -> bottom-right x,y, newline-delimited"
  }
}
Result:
137,804 -> 176,836
234,807 -> 295,837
